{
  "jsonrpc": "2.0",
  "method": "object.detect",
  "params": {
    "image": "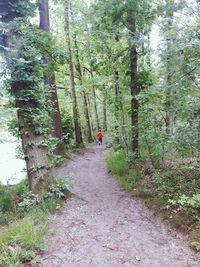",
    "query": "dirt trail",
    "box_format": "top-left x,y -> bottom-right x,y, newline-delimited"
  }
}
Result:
40,143 -> 200,267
